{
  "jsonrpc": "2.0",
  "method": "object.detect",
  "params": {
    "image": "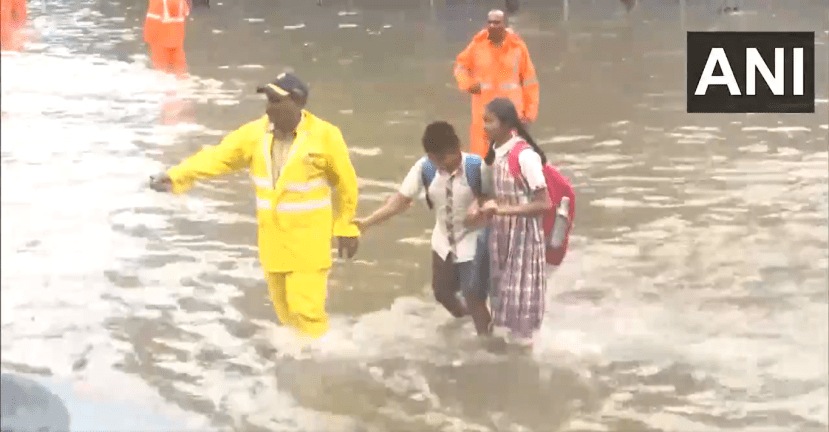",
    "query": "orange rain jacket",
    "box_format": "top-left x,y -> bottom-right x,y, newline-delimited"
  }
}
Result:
454,29 -> 539,157
143,0 -> 189,48
1,0 -> 27,50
